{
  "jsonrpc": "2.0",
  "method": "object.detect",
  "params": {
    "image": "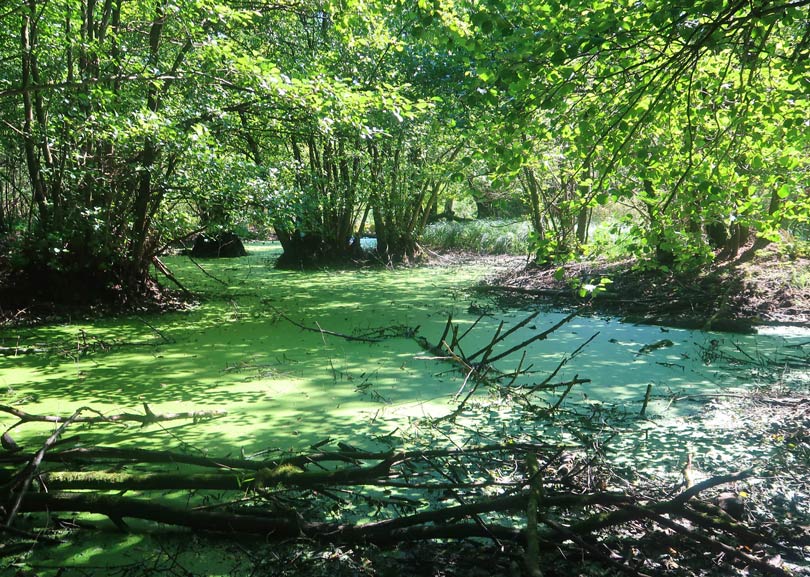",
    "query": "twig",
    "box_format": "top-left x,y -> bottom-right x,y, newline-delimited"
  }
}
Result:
467,310 -> 542,362
270,307 -> 382,343
640,383 -> 653,416
418,454 -> 503,549
136,316 -> 174,344
438,378 -> 482,423
438,313 -> 453,347
521,376 -> 591,395
549,376 -> 580,411
187,254 -> 229,286
456,314 -> 485,344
